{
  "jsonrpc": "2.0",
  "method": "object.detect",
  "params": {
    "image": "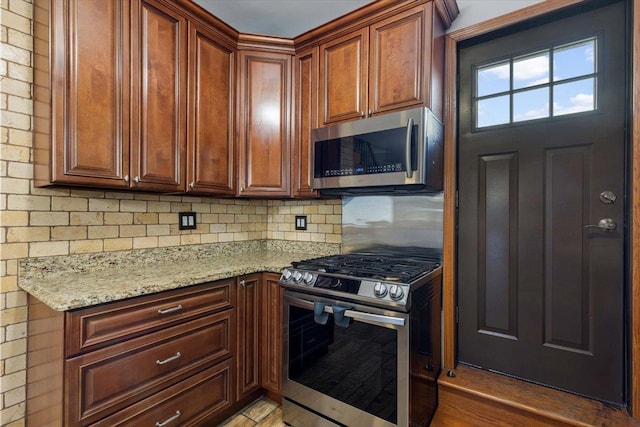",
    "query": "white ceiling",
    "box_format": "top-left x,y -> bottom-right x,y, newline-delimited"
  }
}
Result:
192,0 -> 376,38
